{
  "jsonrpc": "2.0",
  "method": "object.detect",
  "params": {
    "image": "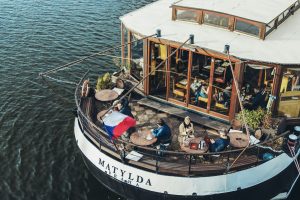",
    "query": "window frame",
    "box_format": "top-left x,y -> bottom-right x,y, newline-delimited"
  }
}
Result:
202,10 -> 231,29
